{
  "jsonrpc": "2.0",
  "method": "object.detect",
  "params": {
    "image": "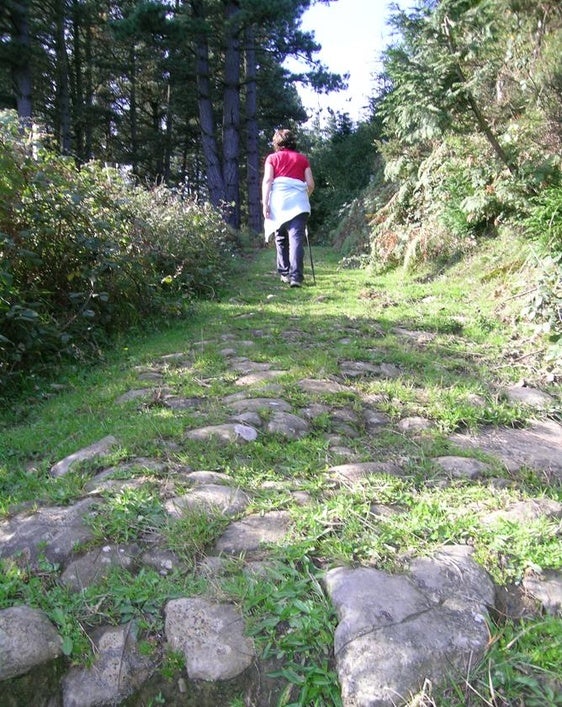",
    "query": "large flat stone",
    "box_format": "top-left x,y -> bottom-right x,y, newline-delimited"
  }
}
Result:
61,544 -> 140,591
214,511 -> 291,555
165,484 -> 250,518
328,461 -> 405,484
225,397 -> 291,414
522,570 -> 562,616
450,420 -> 562,478
165,597 -> 255,681
325,547 -> 493,706
0,606 -> 62,680
50,435 -> 119,477
0,498 -> 97,566
62,623 -> 154,706
266,412 -> 310,439
185,423 -> 258,443
298,378 -> 348,394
